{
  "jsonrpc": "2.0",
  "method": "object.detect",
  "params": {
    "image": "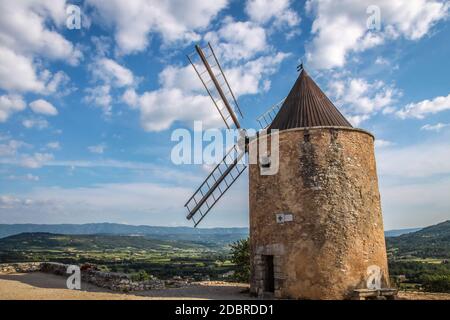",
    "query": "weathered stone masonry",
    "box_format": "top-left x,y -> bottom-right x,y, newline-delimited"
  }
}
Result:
249,127 -> 390,299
